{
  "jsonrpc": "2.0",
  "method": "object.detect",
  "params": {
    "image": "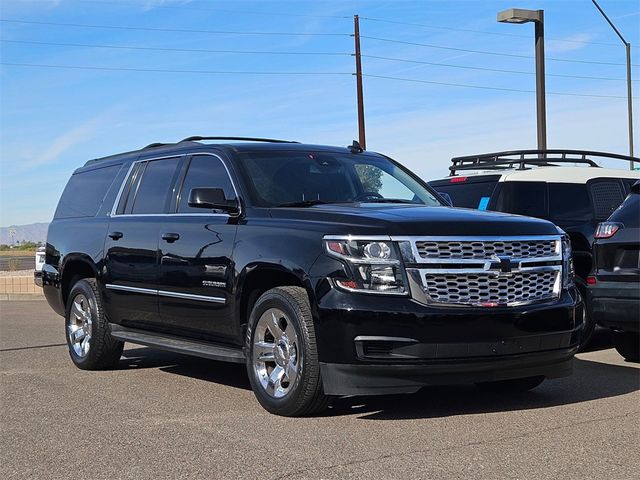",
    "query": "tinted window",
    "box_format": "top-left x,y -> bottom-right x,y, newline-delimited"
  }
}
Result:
495,182 -> 547,218
609,192 -> 639,226
590,180 -> 625,221
549,183 -> 592,222
54,164 -> 121,219
178,155 -> 236,213
432,180 -> 498,209
131,158 -> 179,214
354,164 -> 416,201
